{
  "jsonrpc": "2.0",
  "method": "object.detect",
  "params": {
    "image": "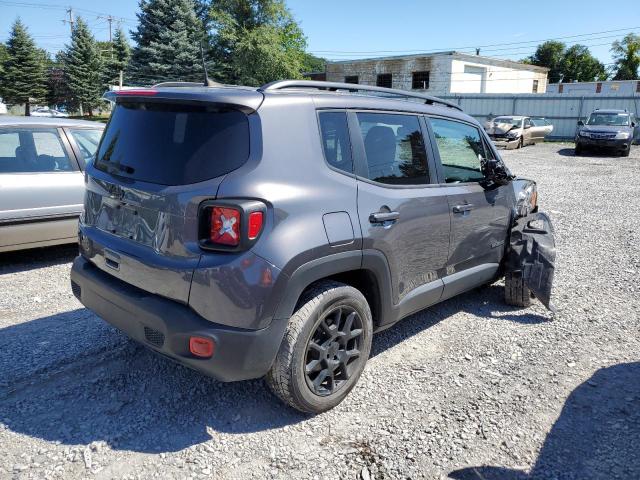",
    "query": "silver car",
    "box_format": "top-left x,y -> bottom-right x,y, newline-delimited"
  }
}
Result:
484,116 -> 550,149
0,116 -> 104,252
